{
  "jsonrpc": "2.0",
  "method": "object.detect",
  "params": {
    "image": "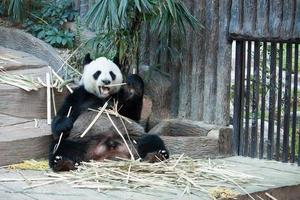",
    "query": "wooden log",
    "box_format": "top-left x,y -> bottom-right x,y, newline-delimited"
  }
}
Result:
203,0 -> 219,123
148,119 -> 232,157
215,0 -> 232,125
69,111 -> 145,140
0,47 -> 48,71
0,27 -> 64,72
190,0 -> 206,121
